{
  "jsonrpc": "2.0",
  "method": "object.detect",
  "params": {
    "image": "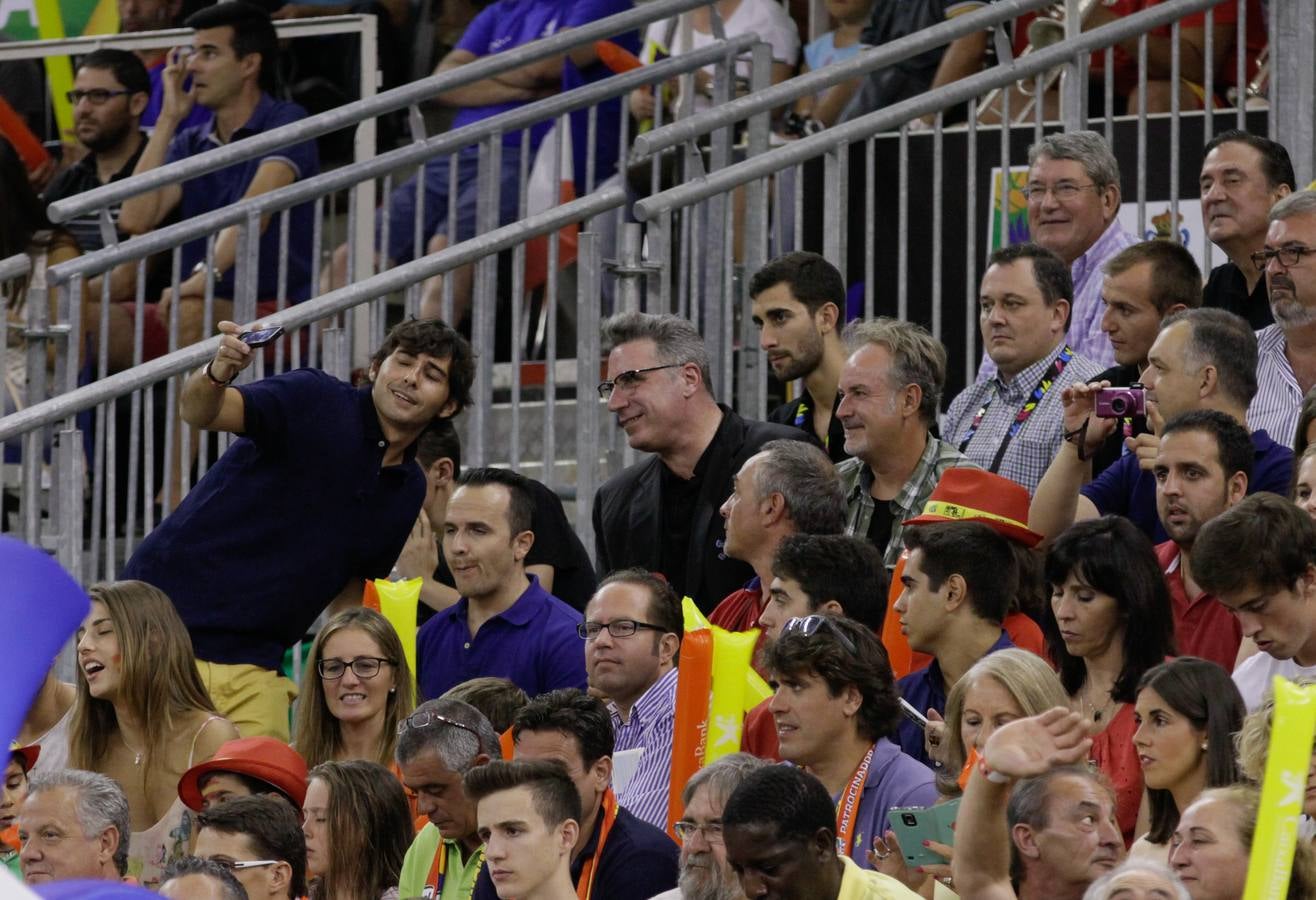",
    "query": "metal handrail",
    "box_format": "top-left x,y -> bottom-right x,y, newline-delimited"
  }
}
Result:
633,0 -> 1226,220
629,0 -> 1055,161
0,255 -> 31,282
47,0 -> 720,224
0,185 -> 626,442
45,34 -> 758,283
